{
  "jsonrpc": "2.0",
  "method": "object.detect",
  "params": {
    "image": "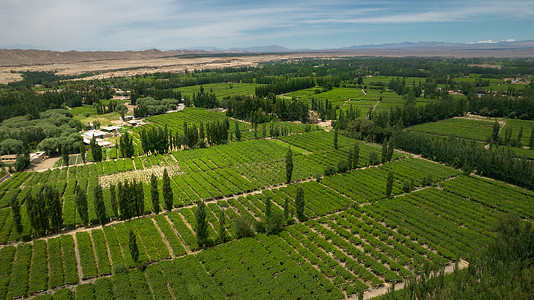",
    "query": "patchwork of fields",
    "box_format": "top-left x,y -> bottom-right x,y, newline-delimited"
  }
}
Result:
1,127 -> 532,299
